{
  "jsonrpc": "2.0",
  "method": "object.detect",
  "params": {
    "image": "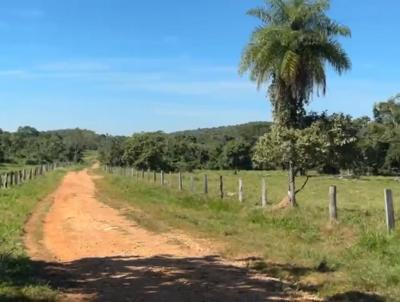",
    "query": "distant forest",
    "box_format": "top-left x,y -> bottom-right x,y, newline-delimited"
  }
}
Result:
0,127 -> 101,165
98,122 -> 271,172
2,96 -> 400,175
98,96 -> 400,175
